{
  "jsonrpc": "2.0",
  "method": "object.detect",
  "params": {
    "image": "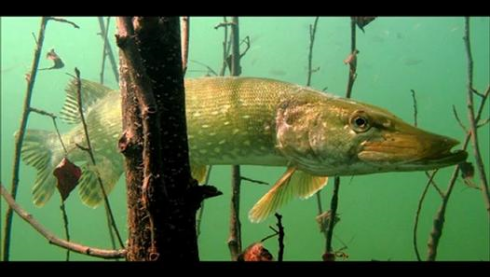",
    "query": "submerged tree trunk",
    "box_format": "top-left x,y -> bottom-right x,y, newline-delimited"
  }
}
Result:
117,16 -> 217,261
